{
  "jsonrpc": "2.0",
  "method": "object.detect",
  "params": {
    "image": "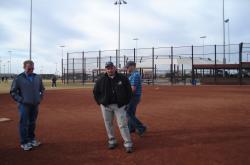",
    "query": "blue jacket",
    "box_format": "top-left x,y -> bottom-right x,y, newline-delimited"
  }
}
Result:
10,72 -> 45,105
